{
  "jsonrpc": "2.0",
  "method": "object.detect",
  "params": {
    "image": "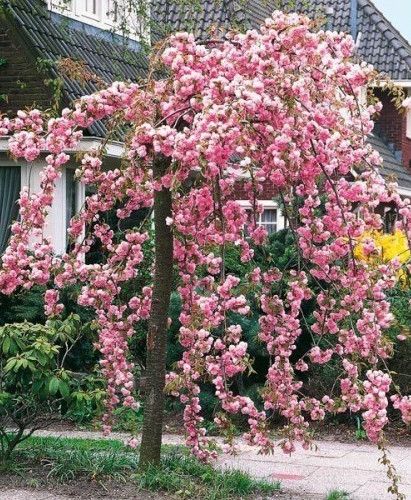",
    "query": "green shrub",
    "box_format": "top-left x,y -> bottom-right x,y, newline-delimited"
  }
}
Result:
0,317 -> 104,461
